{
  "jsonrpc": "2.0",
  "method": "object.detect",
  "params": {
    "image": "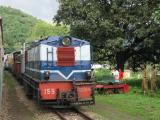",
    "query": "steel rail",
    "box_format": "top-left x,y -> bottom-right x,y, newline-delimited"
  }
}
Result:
73,108 -> 94,120
55,110 -> 67,120
54,108 -> 94,120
